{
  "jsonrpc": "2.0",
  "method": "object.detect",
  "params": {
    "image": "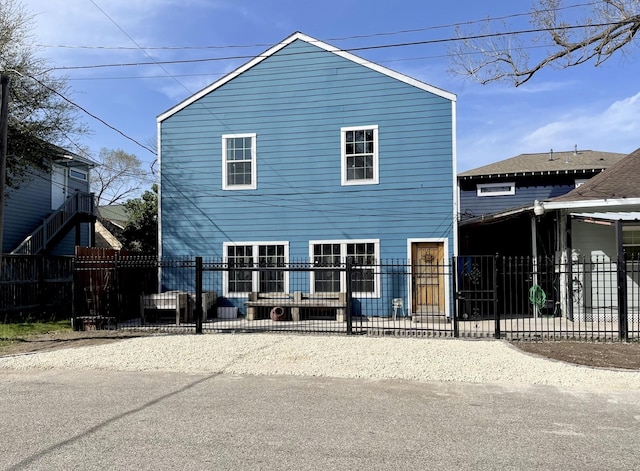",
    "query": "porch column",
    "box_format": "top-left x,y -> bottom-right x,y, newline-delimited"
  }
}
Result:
616,220 -> 628,340
531,214 -> 539,318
